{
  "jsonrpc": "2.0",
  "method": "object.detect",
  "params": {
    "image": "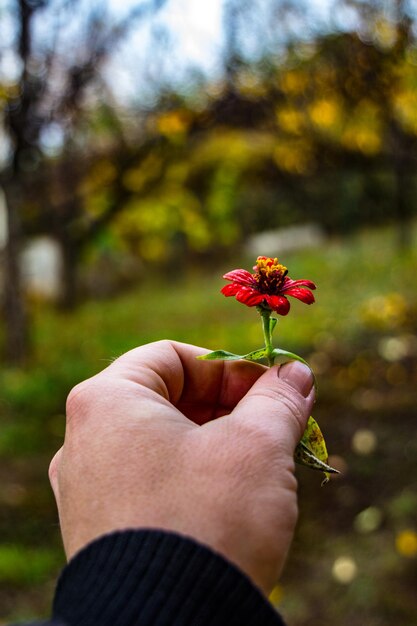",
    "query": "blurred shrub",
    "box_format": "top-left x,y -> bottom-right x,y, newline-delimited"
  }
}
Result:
0,545 -> 60,586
